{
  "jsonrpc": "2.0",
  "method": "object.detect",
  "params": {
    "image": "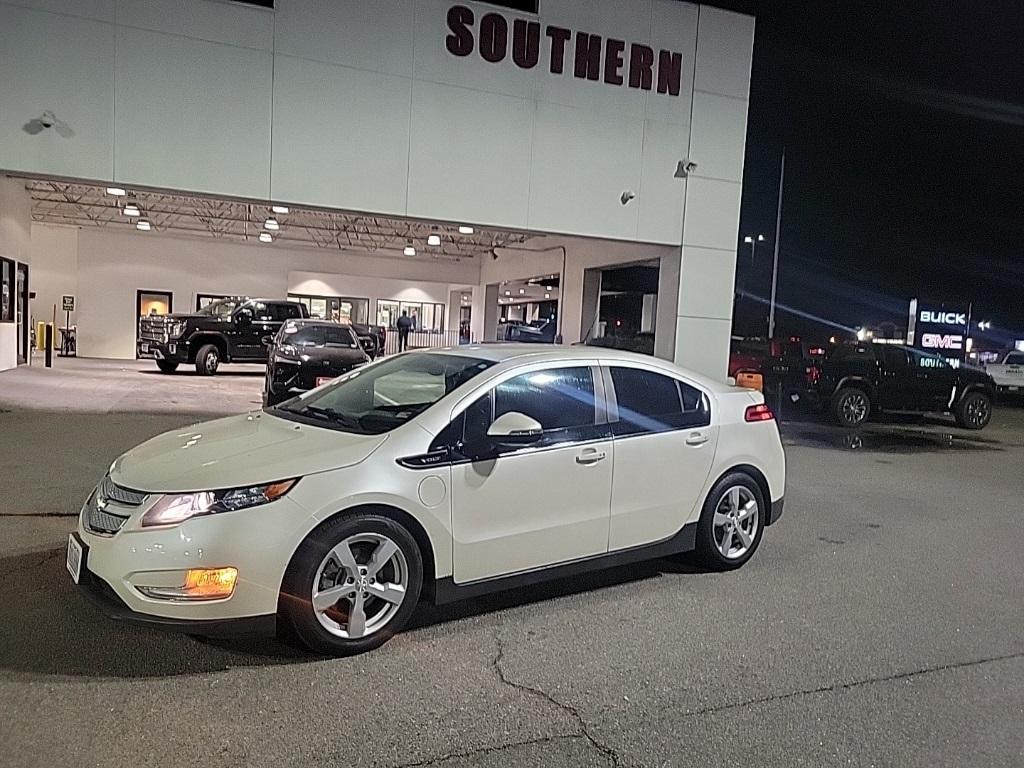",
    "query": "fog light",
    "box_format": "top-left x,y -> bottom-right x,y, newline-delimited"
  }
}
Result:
184,567 -> 237,598
137,567 -> 237,601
